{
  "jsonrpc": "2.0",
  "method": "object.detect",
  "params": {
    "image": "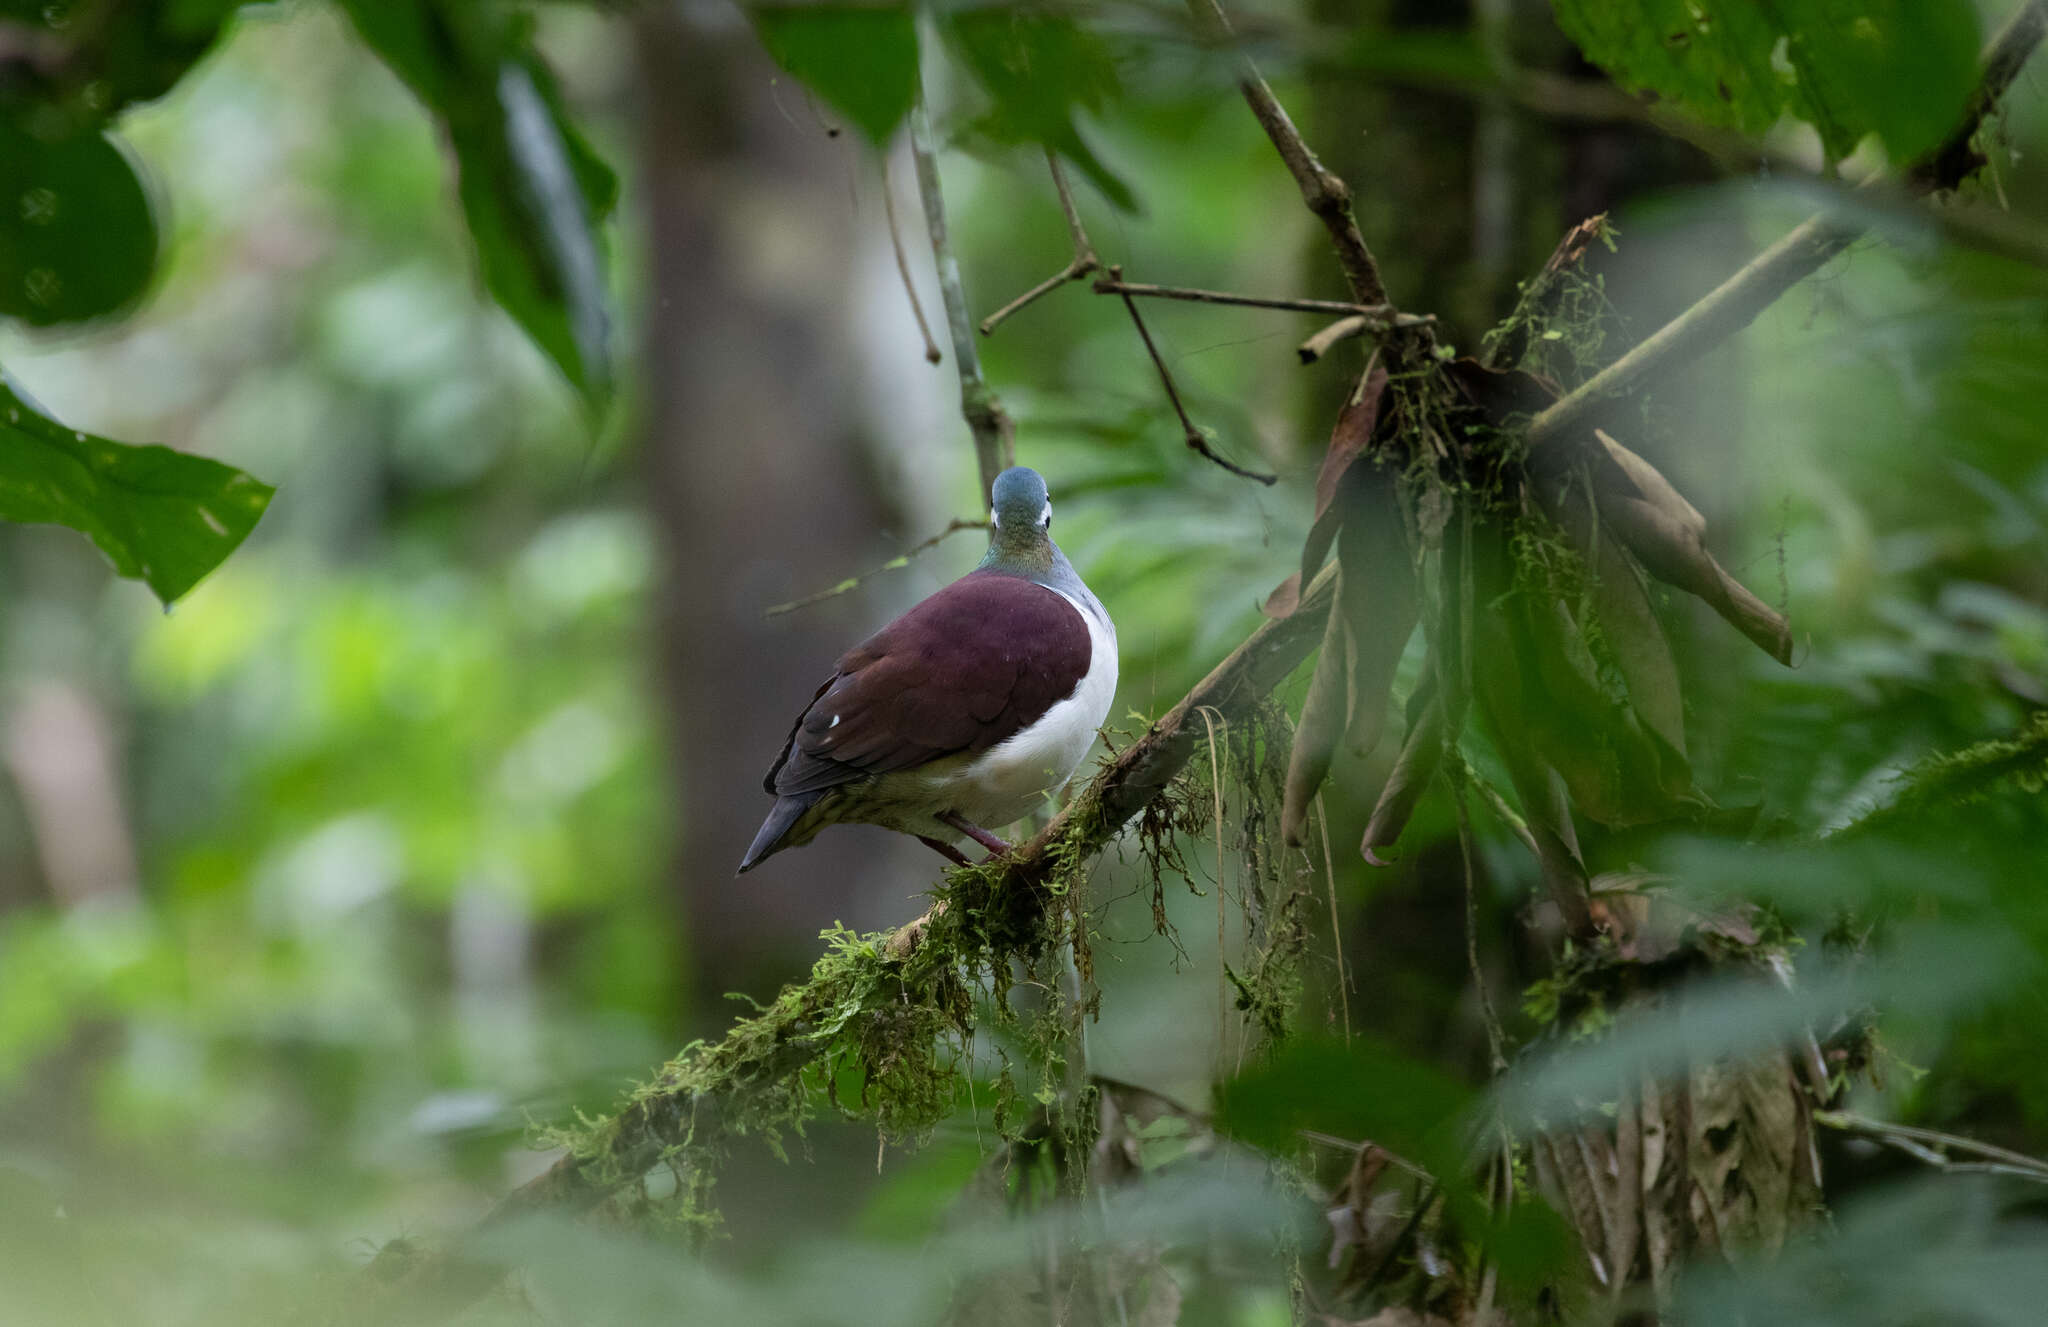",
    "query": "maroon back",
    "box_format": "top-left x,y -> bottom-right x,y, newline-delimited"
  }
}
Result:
765,570 -> 1092,797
